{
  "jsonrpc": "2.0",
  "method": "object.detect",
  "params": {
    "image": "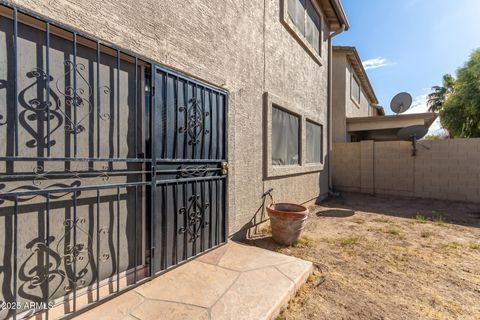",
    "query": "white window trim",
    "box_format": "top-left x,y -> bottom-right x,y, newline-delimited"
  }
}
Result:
264,92 -> 324,179
280,0 -> 324,66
